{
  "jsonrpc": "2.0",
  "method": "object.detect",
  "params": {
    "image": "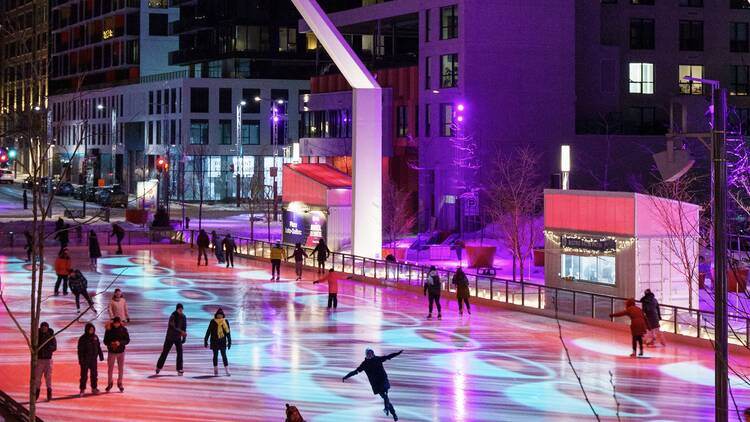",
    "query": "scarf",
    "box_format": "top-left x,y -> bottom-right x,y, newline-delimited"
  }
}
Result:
214,317 -> 229,339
